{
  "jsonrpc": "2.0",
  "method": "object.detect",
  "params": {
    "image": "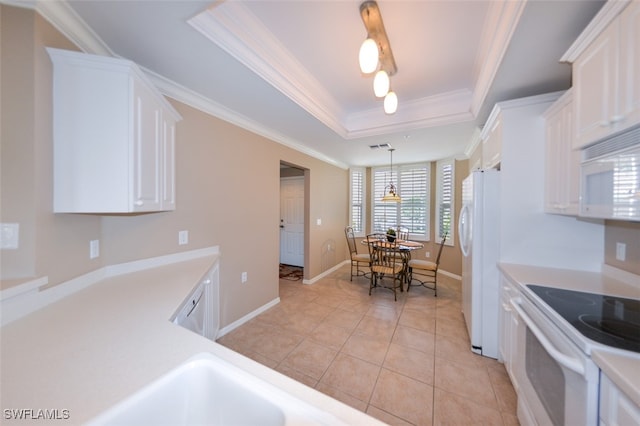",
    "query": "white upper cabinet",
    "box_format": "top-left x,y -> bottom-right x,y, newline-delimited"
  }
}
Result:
48,48 -> 181,213
481,108 -> 503,169
543,90 -> 580,215
570,0 -> 640,149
